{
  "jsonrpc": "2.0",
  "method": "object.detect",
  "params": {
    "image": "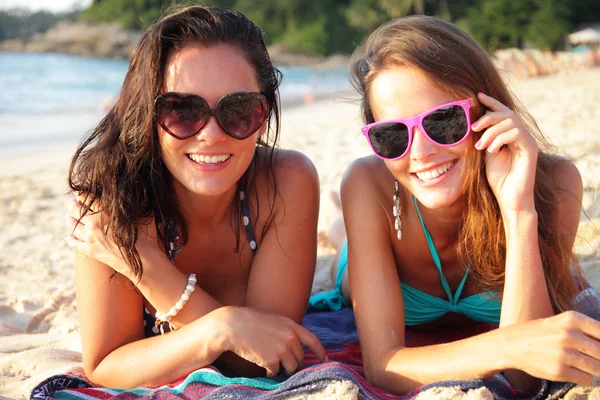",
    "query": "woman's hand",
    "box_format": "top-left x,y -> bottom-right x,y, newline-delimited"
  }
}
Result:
65,194 -> 158,279
506,311 -> 600,384
471,93 -> 538,213
211,306 -> 328,377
